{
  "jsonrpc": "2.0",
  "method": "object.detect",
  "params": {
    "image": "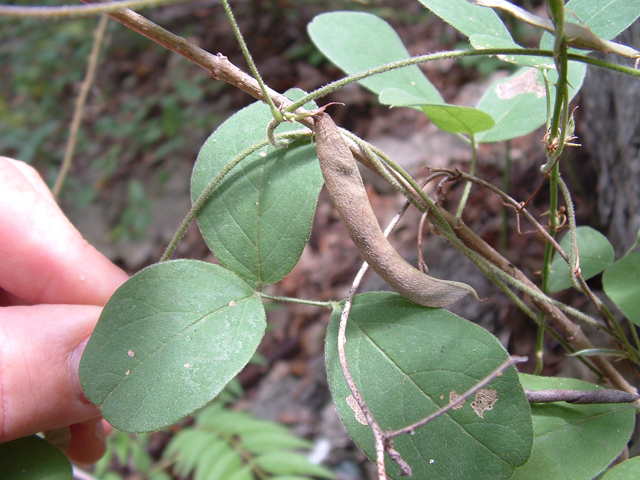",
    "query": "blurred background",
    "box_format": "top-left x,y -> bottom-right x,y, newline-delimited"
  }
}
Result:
2,0 -> 639,478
